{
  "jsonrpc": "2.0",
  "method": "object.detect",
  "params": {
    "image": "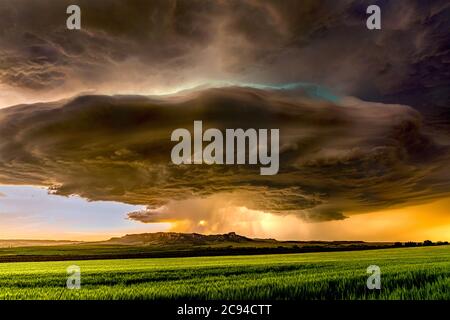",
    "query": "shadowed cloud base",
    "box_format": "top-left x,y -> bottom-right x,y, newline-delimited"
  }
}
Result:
0,86 -> 448,226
